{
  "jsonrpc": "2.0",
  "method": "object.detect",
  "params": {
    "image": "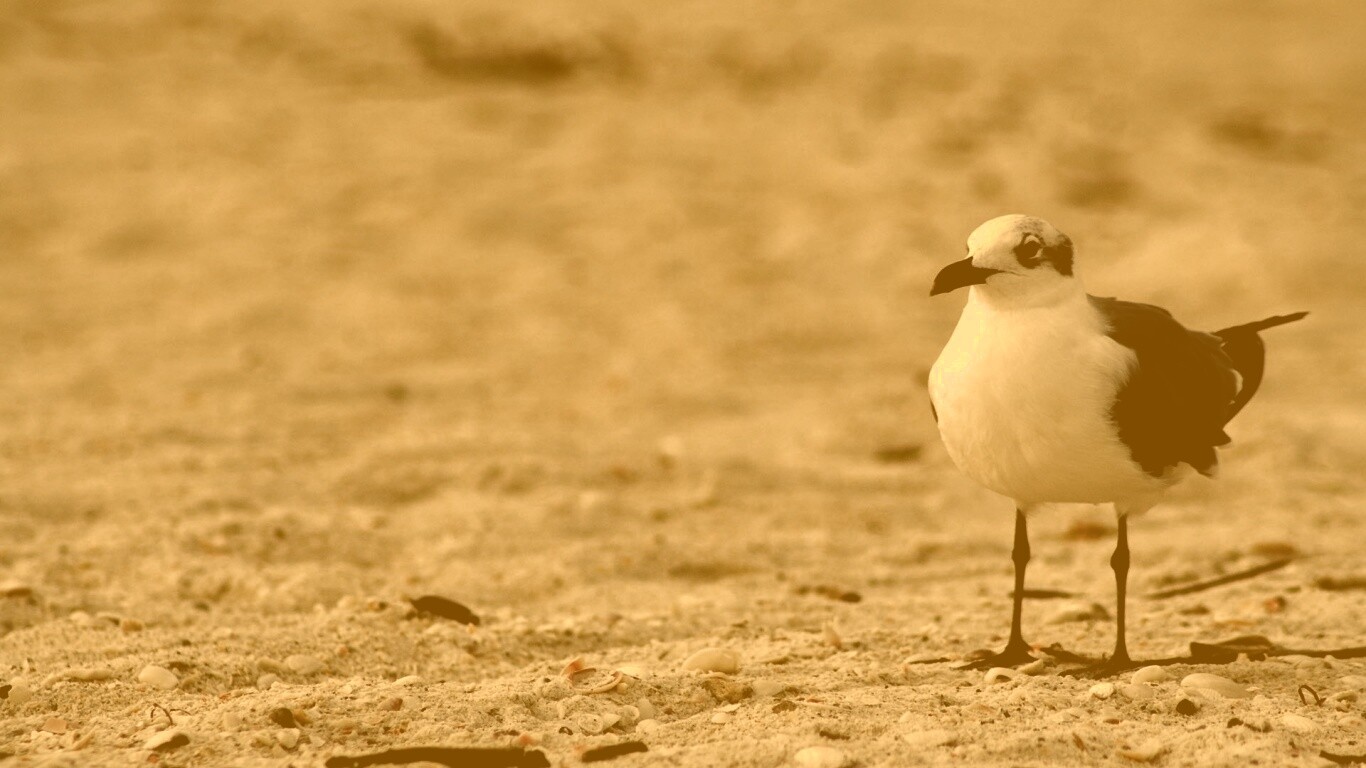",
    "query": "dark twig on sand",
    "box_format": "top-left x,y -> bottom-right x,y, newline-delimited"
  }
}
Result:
581,742 -> 649,762
325,747 -> 548,768
1146,558 -> 1293,599
1320,751 -> 1366,766
149,704 -> 175,727
1062,635 -> 1366,677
